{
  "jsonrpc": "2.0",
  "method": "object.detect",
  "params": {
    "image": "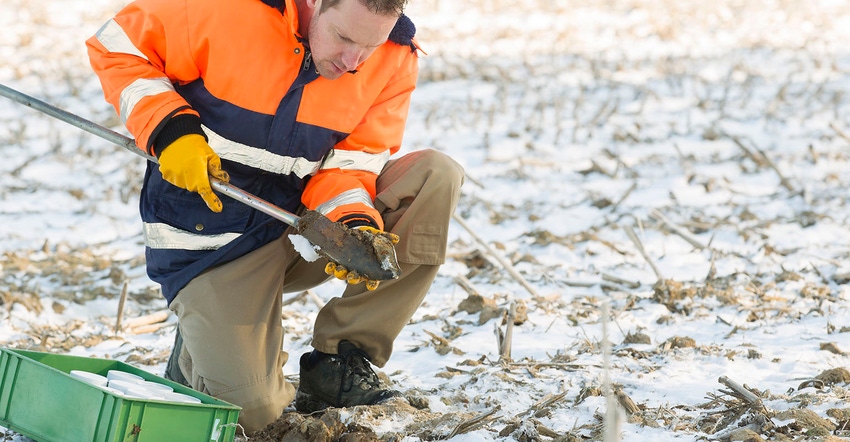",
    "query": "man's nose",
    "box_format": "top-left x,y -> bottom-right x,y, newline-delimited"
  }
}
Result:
340,48 -> 364,71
